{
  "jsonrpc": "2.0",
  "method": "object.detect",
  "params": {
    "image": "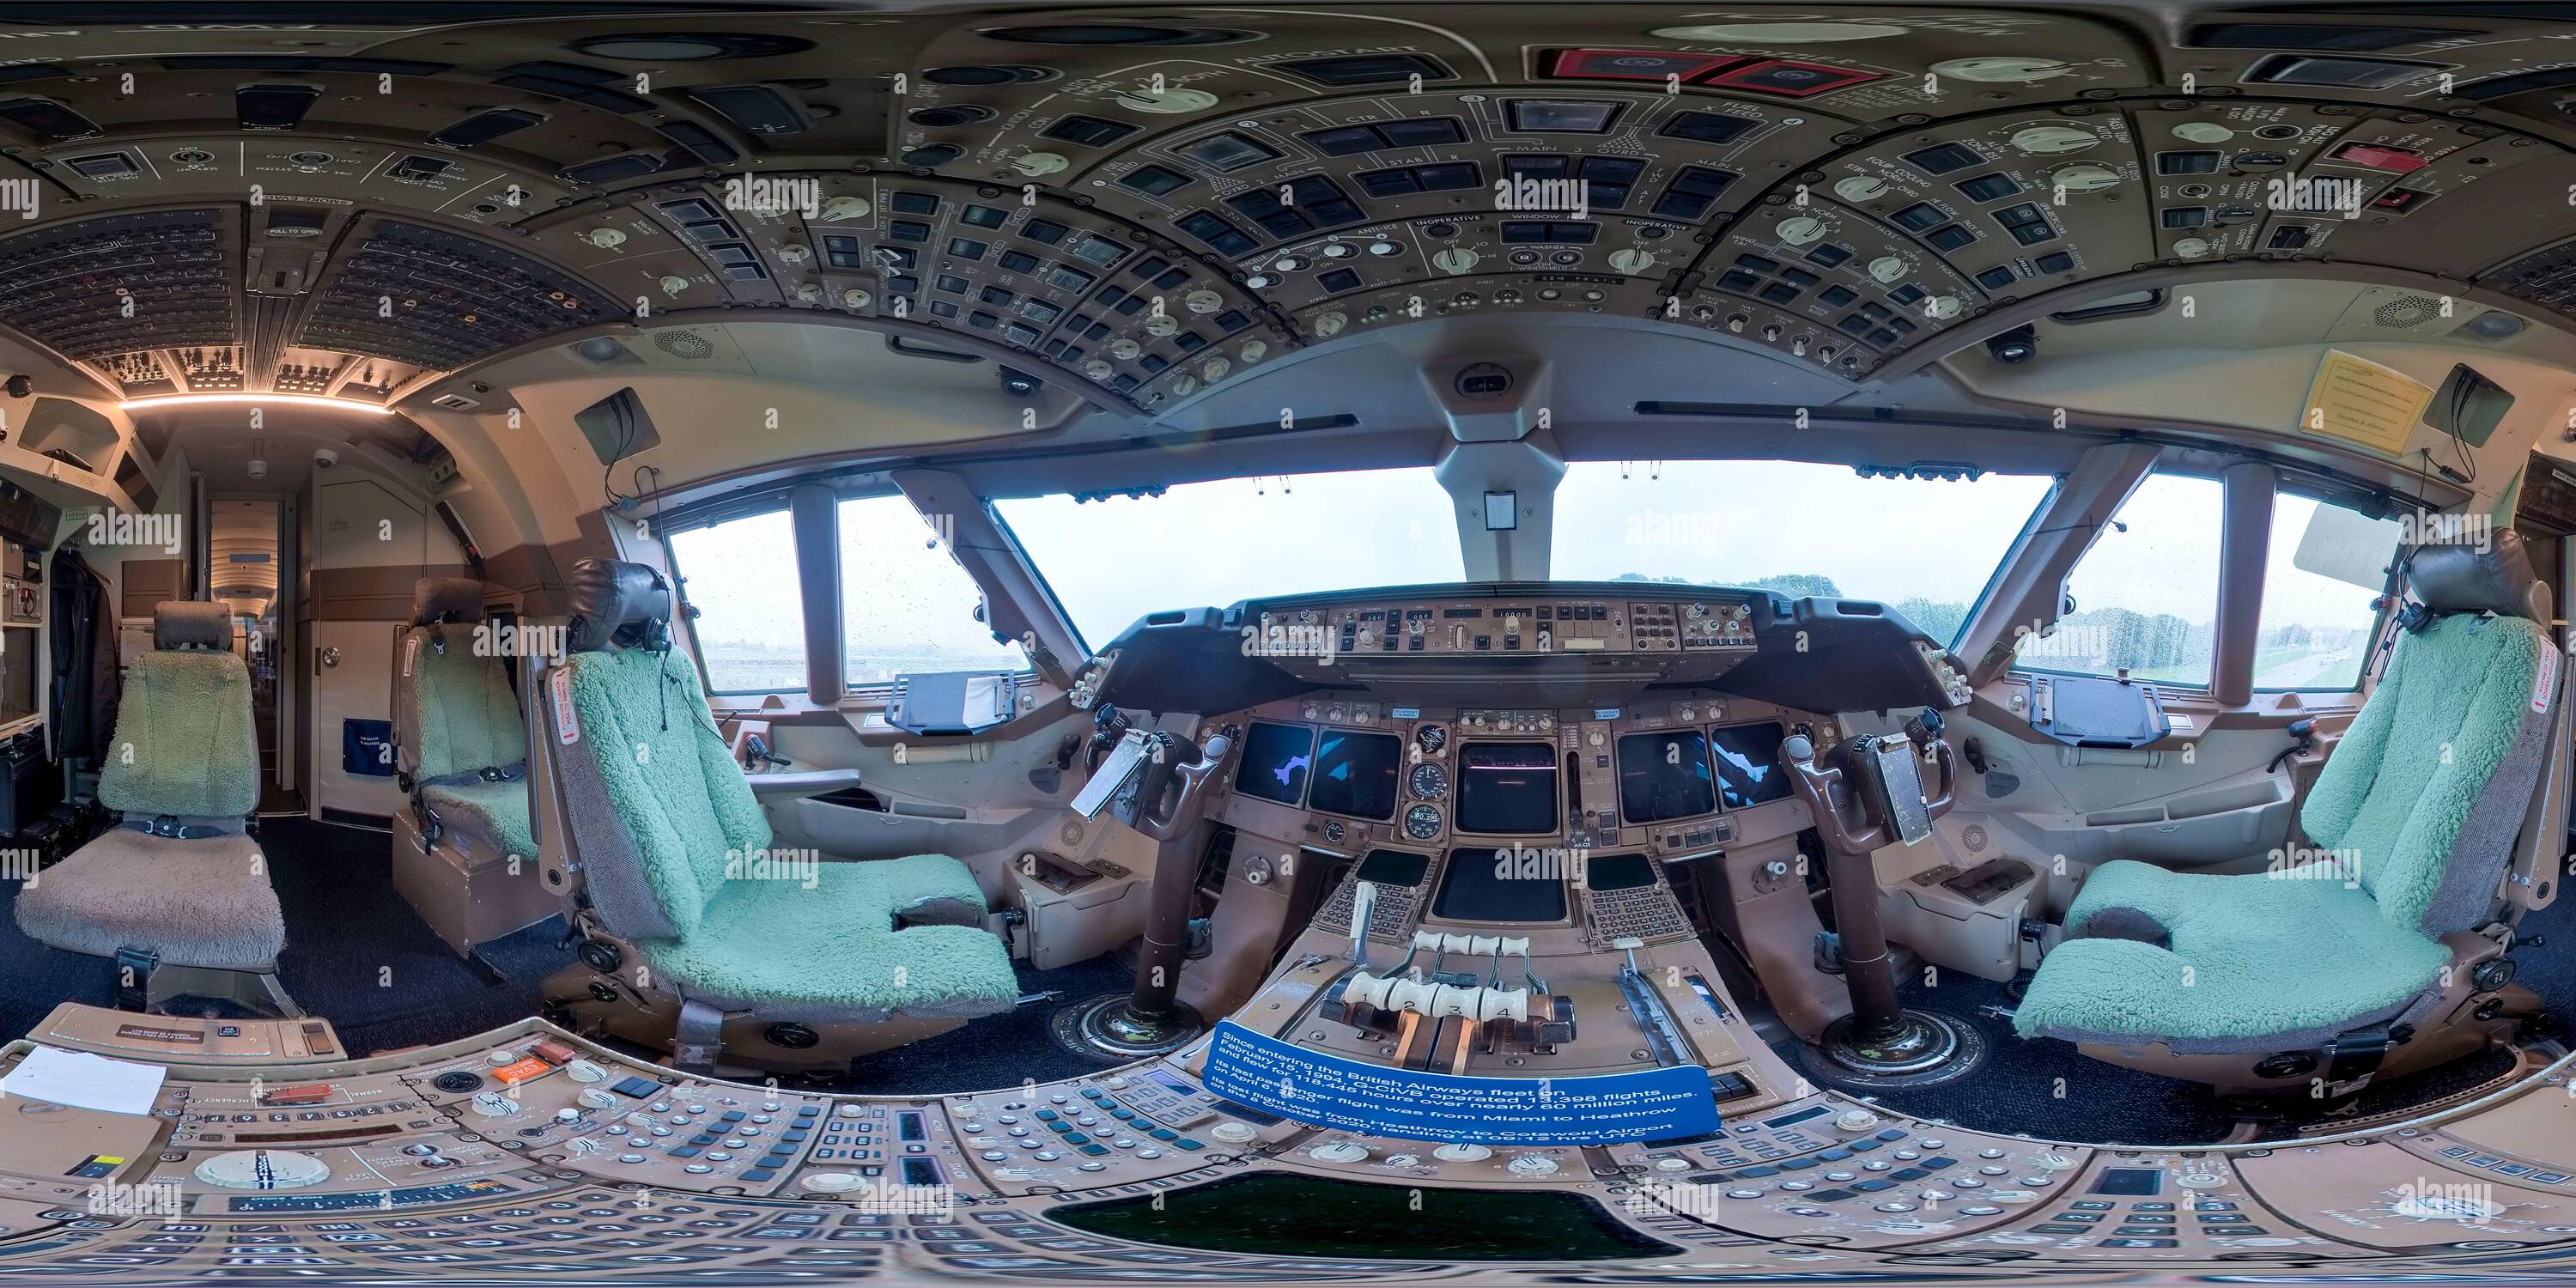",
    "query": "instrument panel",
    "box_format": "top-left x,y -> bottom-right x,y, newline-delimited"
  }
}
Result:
1216,690 -> 1814,865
